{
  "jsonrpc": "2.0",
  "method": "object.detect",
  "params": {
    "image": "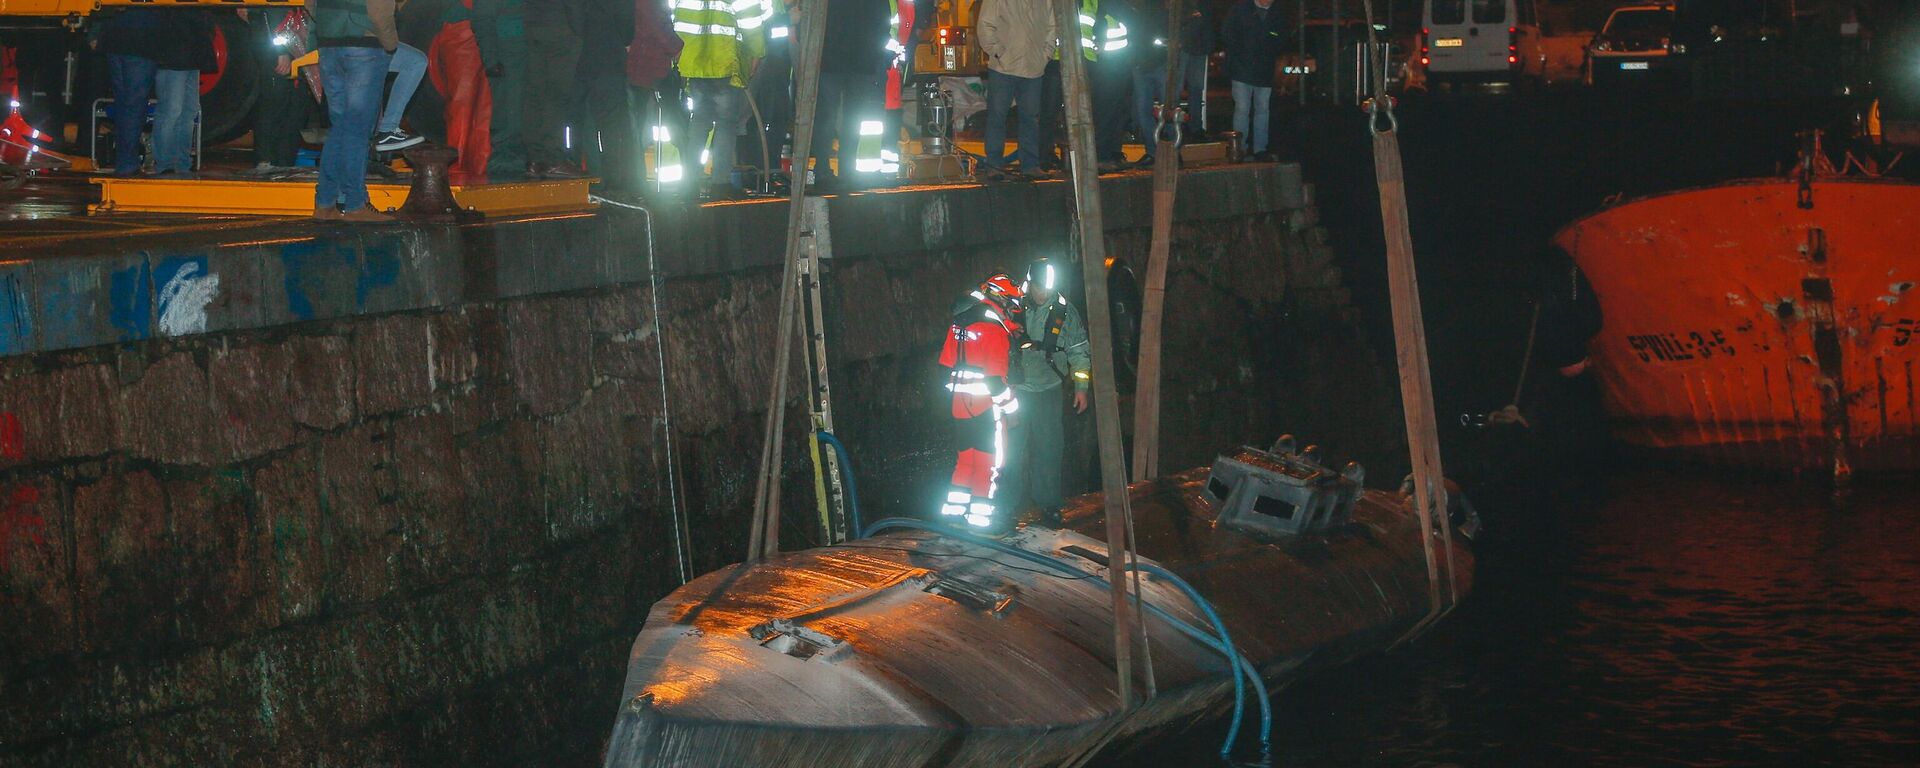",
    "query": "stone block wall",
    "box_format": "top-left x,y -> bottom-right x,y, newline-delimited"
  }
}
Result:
0,165 -> 1400,766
